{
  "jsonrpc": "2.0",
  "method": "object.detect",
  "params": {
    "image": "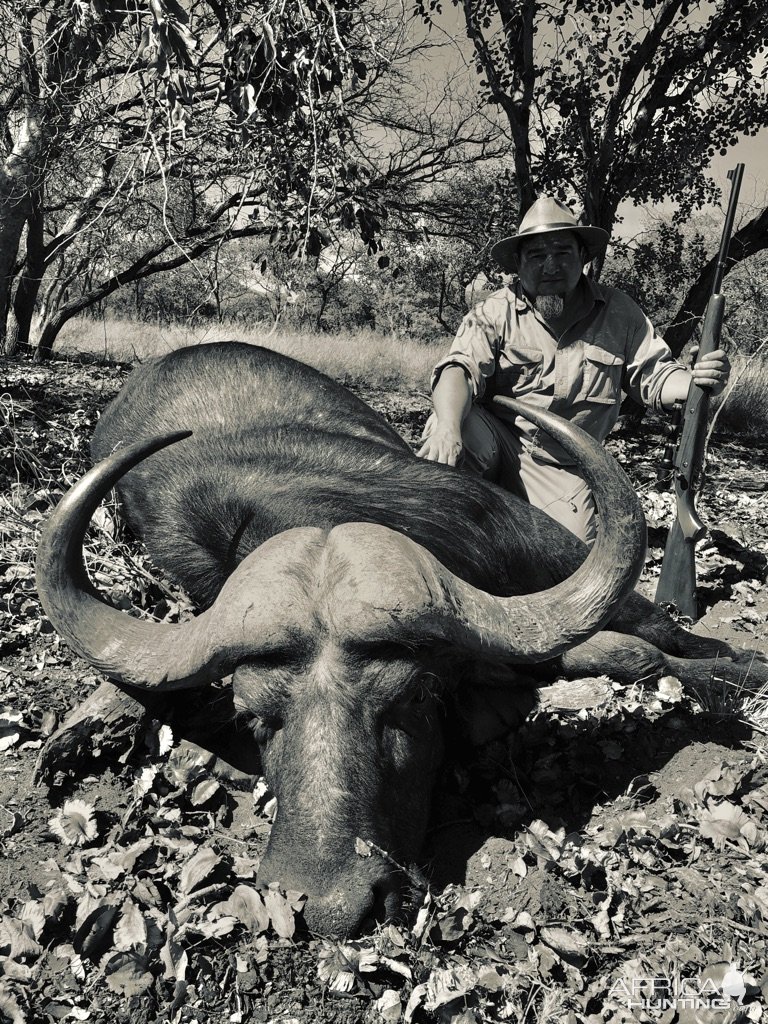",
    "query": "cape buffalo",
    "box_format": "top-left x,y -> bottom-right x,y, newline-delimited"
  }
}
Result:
36,342 -> 762,936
